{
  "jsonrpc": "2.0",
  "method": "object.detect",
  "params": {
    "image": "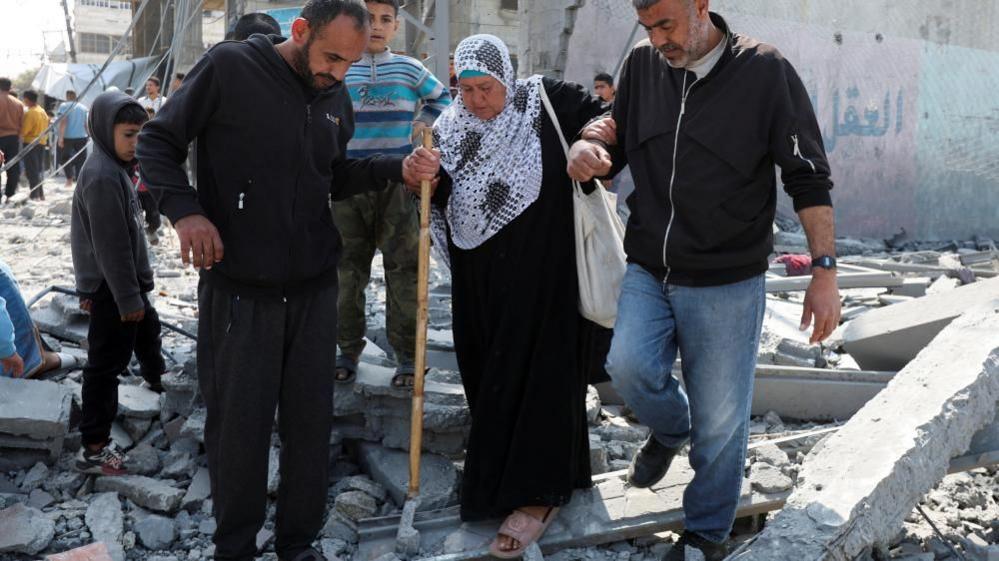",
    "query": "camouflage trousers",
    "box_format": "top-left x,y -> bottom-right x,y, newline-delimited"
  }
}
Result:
333,182 -> 418,363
